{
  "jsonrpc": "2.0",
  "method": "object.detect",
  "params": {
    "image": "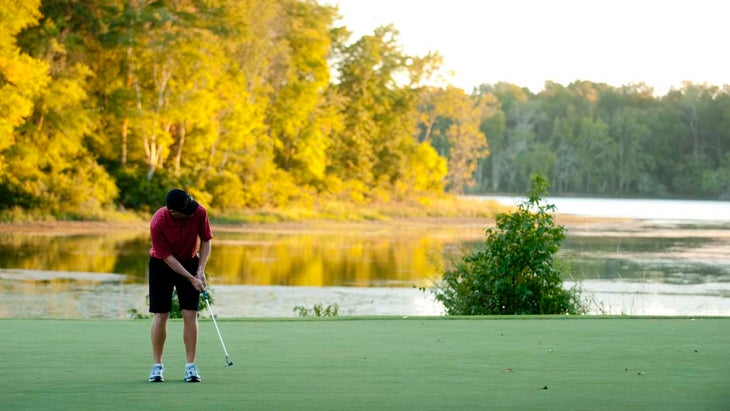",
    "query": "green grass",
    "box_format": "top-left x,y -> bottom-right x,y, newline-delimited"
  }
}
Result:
211,196 -> 505,224
2,317 -> 729,410
1,195 -> 506,224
